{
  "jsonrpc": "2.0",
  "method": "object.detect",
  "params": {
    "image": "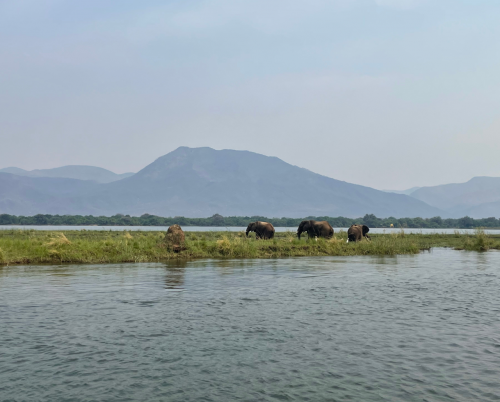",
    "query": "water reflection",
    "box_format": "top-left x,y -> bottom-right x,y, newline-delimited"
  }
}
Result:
164,260 -> 188,290
471,250 -> 490,271
365,255 -> 400,266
